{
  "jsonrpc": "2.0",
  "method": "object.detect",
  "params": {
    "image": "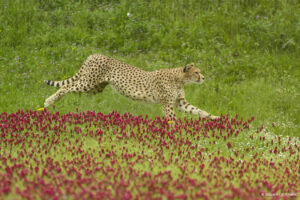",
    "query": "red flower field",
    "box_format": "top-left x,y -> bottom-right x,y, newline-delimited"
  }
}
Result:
0,110 -> 299,199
